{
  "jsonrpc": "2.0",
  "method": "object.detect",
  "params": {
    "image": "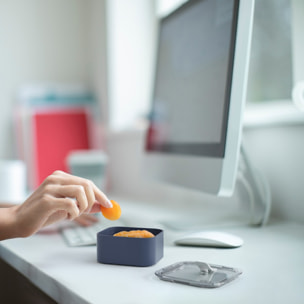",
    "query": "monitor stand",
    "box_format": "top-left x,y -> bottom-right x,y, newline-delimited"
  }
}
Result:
160,145 -> 272,231
237,144 -> 272,226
